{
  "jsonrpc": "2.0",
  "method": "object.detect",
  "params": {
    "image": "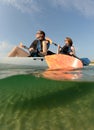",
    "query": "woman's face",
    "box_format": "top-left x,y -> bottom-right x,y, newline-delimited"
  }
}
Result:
64,39 -> 69,46
36,31 -> 41,39
36,31 -> 44,40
